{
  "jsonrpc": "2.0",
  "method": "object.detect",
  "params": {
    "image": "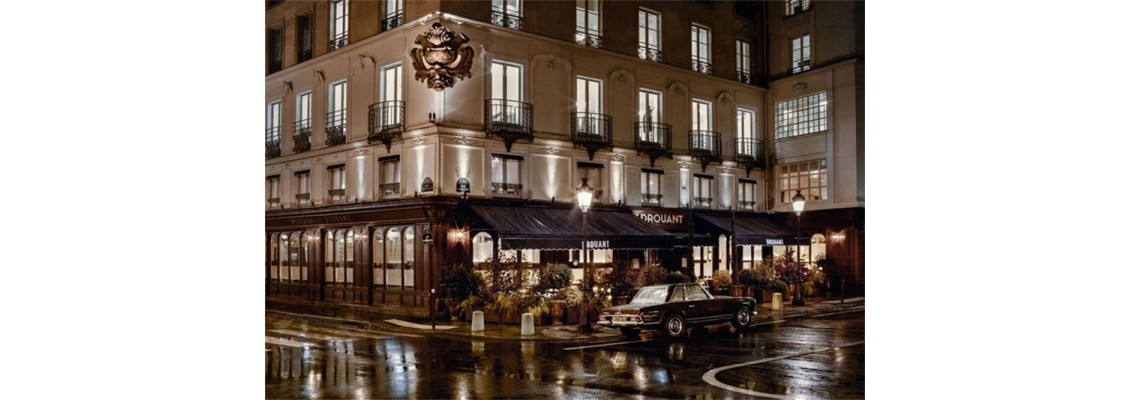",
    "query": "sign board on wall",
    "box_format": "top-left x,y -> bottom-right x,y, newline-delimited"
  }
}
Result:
456,177 -> 470,193
631,209 -> 689,230
421,177 -> 434,193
